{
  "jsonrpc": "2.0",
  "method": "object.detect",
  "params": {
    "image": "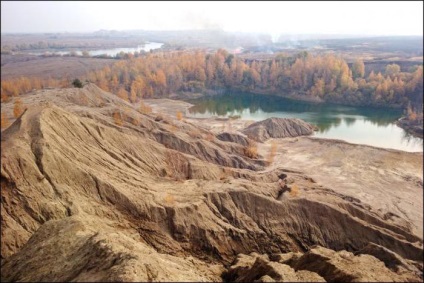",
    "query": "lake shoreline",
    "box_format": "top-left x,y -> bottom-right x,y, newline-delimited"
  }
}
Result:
143,98 -> 423,153
171,88 -> 405,110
